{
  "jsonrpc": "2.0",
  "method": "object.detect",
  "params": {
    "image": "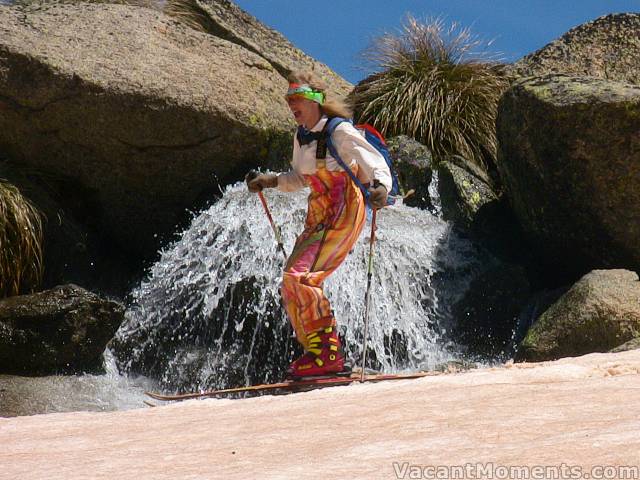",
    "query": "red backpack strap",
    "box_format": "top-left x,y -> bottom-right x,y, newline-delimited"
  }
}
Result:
355,123 -> 387,145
